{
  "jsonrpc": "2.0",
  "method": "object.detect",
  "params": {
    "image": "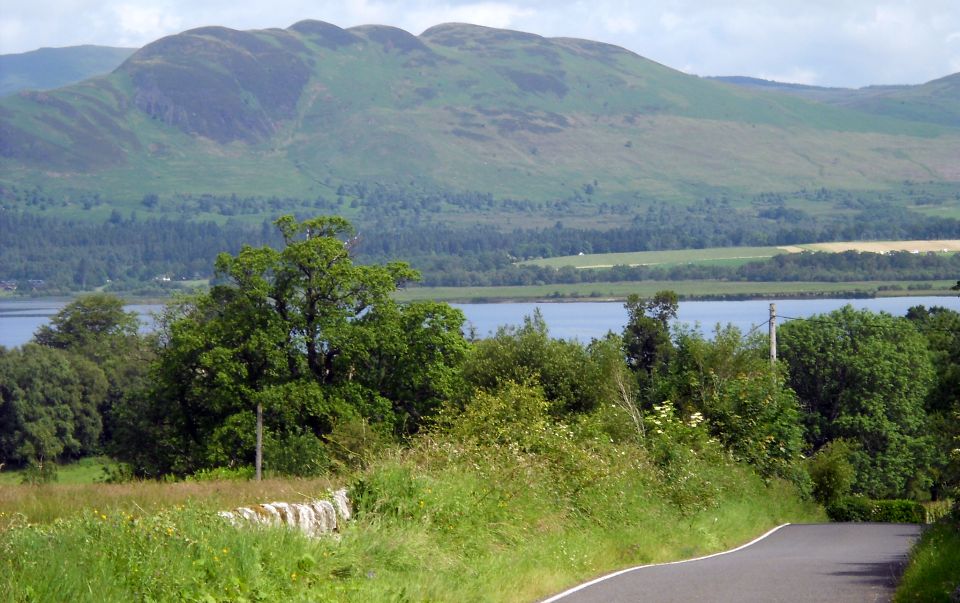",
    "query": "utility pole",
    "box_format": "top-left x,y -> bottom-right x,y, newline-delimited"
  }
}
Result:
769,303 -> 777,366
255,402 -> 263,481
